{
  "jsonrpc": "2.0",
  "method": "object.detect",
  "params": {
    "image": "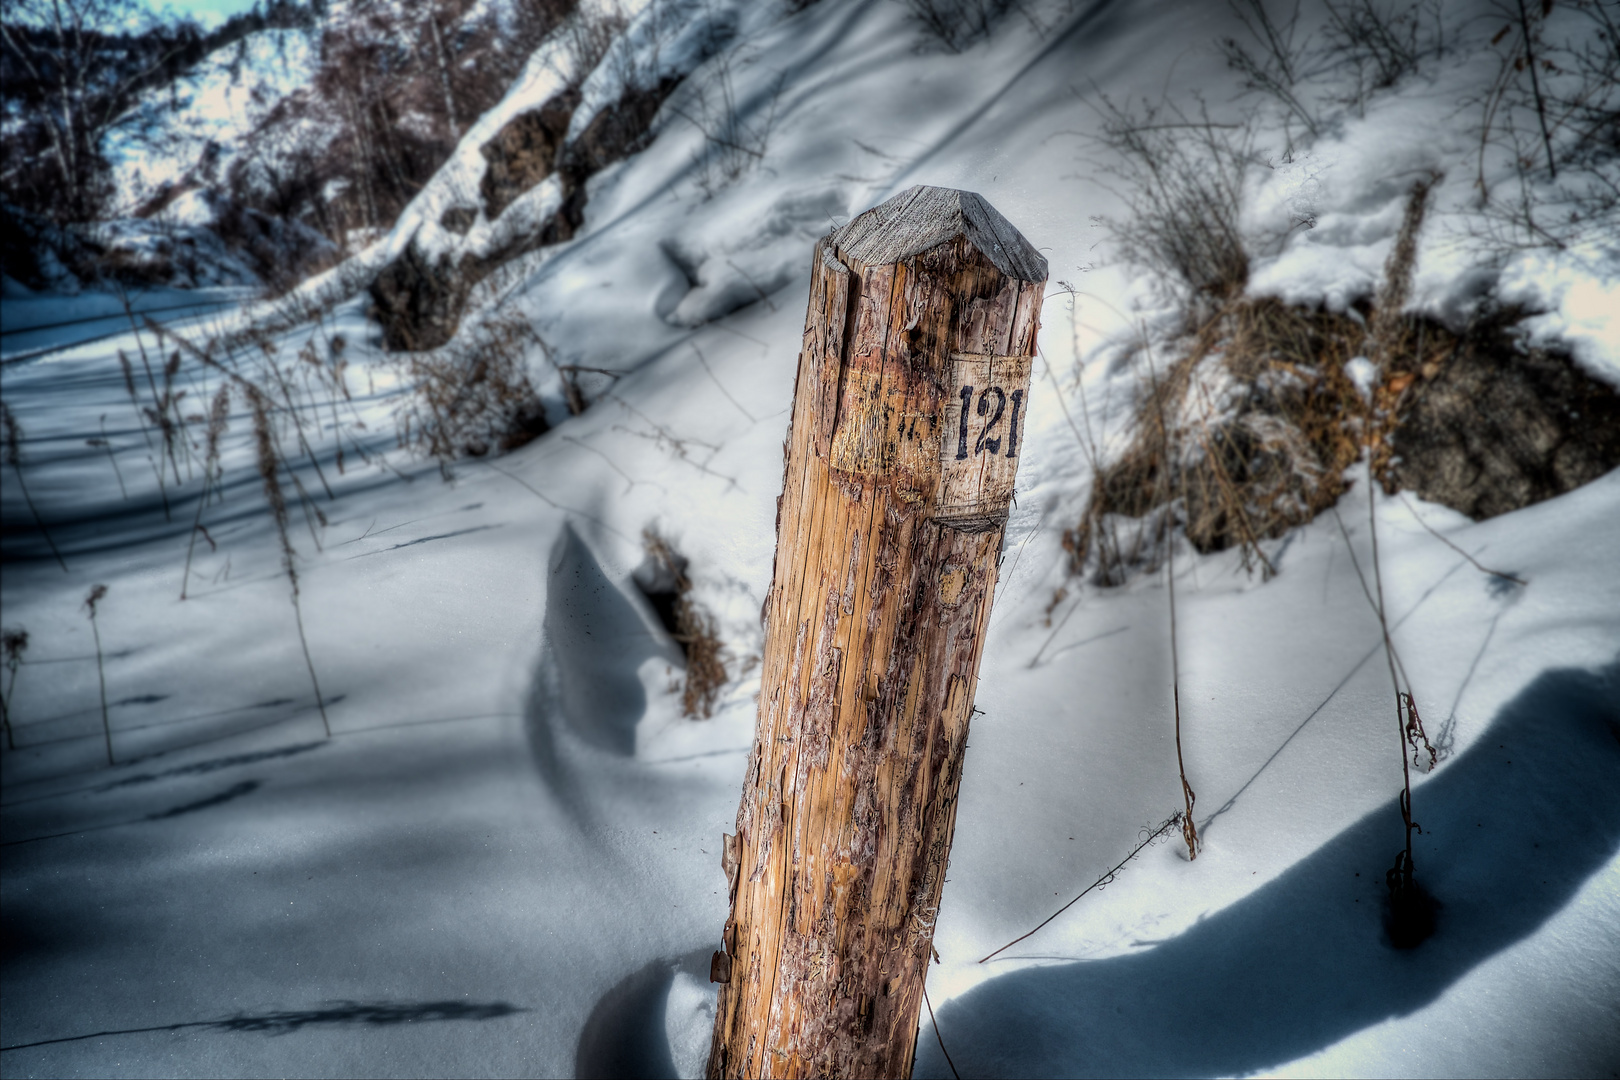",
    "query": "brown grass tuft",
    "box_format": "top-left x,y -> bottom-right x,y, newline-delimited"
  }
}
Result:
1065,288 -> 1468,587
641,529 -> 728,720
